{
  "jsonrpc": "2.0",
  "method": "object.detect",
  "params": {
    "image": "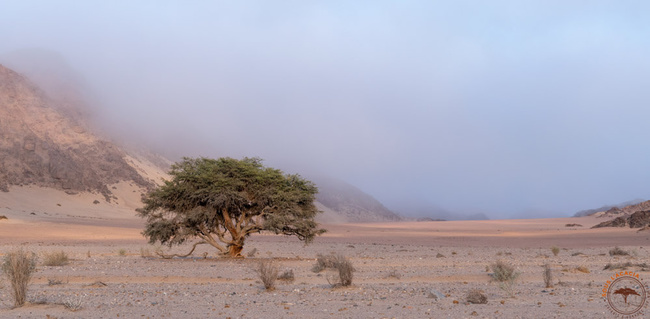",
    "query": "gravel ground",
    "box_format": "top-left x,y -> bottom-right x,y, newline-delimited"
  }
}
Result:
1,236 -> 647,318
